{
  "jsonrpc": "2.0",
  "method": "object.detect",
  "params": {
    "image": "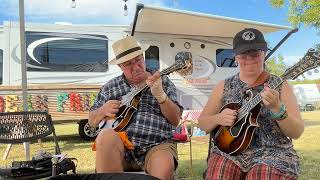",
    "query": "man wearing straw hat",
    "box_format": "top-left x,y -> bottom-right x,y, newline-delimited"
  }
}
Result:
89,36 -> 183,180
